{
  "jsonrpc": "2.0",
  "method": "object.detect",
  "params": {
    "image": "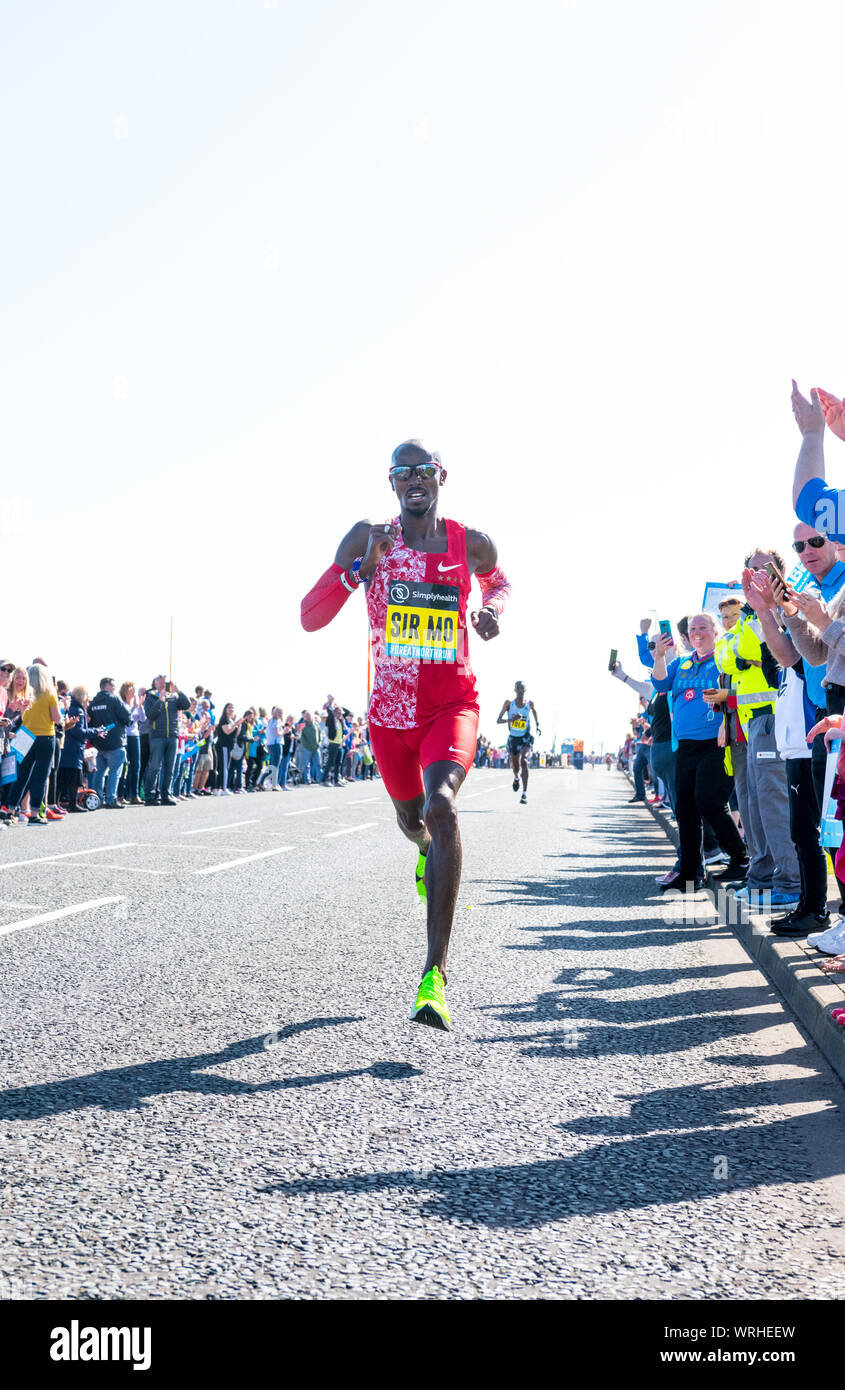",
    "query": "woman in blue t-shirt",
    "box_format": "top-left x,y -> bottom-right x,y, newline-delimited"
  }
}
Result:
651,613 -> 747,892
